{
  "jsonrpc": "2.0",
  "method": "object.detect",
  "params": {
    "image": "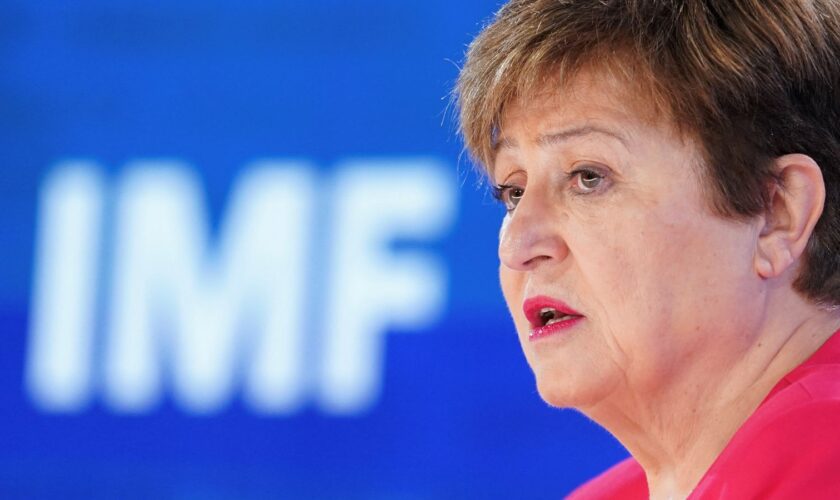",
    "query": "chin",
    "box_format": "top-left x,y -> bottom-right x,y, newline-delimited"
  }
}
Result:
533,366 -> 615,409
